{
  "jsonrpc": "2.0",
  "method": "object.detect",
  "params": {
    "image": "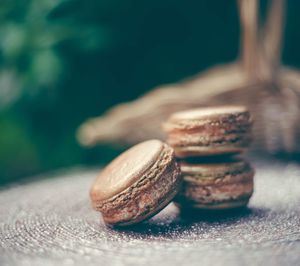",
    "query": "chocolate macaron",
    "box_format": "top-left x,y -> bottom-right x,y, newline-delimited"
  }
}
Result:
90,139 -> 181,226
175,159 -> 254,210
163,106 -> 252,157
